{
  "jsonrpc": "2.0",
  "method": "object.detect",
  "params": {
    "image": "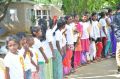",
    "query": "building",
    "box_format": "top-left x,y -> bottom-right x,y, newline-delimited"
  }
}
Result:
0,0 -> 34,33
0,0 -> 63,34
